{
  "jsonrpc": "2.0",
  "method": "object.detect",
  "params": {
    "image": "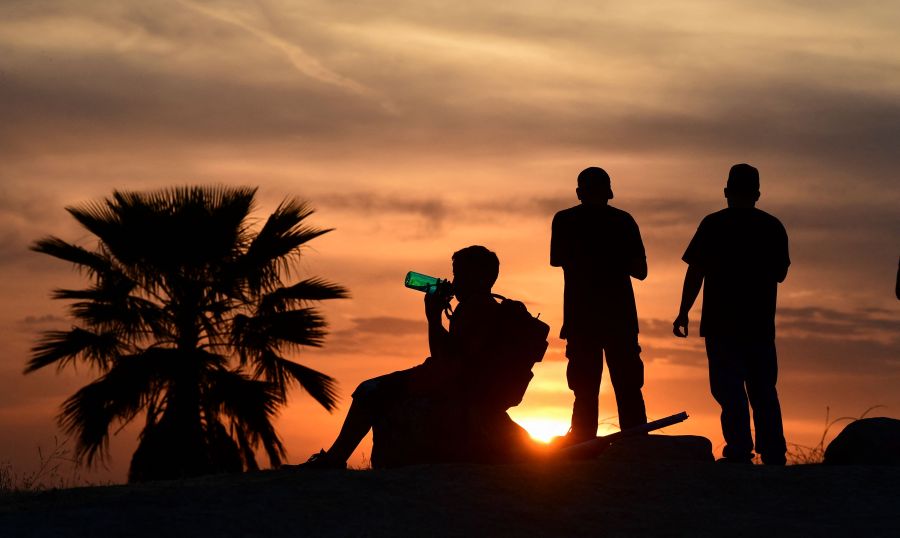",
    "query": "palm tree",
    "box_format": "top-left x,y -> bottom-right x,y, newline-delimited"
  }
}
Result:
26,186 -> 348,482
